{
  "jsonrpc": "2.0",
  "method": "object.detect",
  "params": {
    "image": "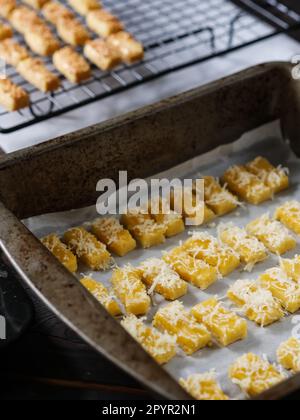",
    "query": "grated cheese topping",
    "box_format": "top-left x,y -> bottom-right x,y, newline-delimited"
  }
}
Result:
93,217 -> 123,245
277,338 -> 300,372
180,370 -> 228,401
